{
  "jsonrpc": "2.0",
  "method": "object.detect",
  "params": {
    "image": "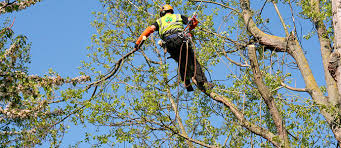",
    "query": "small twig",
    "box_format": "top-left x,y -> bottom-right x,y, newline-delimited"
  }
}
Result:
288,0 -> 298,38
86,37 -> 146,90
0,17 -> 15,37
271,0 -> 289,36
259,0 -> 267,16
8,17 -> 15,29
50,85 -> 98,128
191,0 -> 240,14
199,27 -> 247,47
